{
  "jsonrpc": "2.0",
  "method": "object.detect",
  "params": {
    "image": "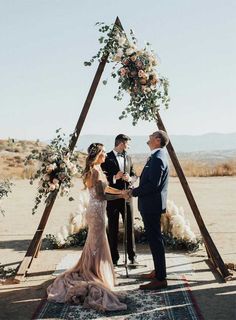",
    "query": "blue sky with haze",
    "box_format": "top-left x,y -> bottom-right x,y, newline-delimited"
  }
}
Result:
0,0 -> 235,141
